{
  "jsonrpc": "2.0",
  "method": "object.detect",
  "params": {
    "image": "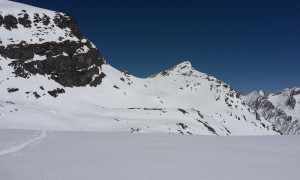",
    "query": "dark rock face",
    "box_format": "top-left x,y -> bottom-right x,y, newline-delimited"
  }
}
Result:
52,66 -> 99,87
260,100 -> 275,115
177,123 -> 188,130
0,12 -> 106,87
286,89 -> 300,109
3,15 -> 18,30
33,92 -> 41,99
0,14 -> 3,27
178,108 -> 188,114
48,88 -> 65,98
3,42 -> 34,60
90,72 -> 106,87
286,96 -> 296,109
18,13 -> 32,28
244,89 -> 300,135
33,13 -> 50,26
53,13 -> 83,39
1,40 -> 105,87
7,88 -> 19,93
291,89 -> 300,96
